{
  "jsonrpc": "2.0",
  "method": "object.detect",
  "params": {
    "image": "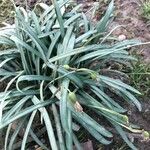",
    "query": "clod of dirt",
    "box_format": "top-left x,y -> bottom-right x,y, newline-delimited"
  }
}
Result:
27,0 -> 37,8
73,140 -> 93,150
